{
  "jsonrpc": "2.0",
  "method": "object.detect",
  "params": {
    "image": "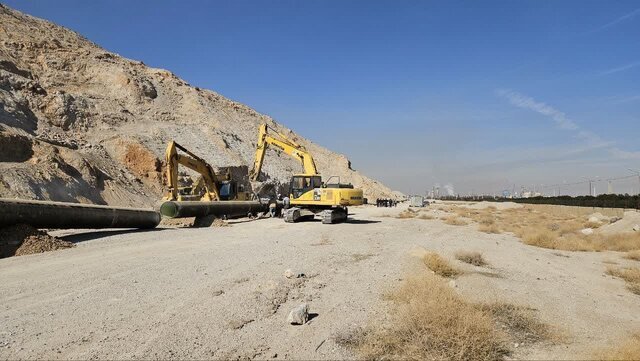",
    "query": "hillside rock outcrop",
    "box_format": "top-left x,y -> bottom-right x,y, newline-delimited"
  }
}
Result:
0,4 -> 398,206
